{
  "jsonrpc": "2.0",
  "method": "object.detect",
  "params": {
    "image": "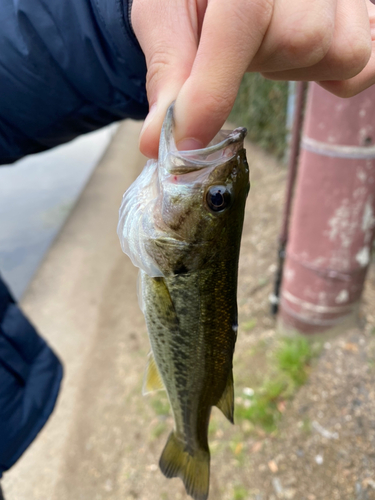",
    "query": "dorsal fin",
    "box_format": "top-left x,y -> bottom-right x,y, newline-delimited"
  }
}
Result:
142,352 -> 165,395
215,371 -> 234,424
